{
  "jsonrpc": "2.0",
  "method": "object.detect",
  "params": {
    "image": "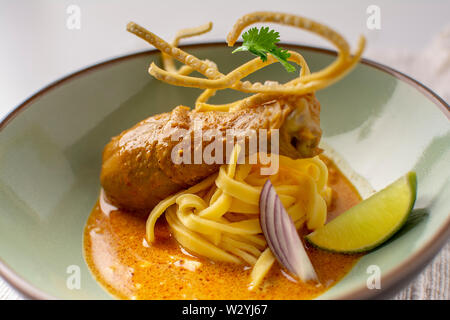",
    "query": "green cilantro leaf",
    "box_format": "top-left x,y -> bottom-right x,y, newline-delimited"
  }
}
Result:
232,27 -> 296,73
